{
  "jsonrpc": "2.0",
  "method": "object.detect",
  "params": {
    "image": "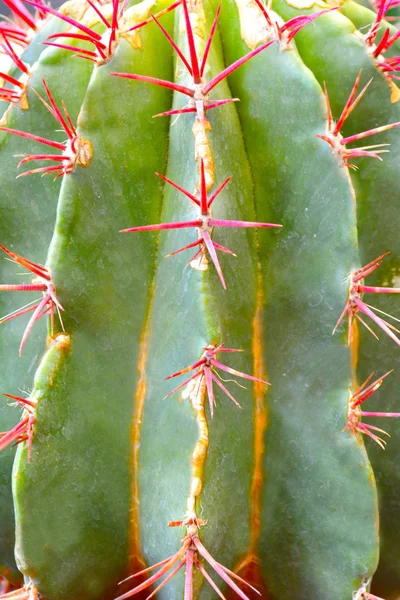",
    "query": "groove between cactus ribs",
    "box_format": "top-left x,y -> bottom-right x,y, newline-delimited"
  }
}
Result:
249,273 -> 268,555
129,280 -> 157,573
228,269 -> 269,589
